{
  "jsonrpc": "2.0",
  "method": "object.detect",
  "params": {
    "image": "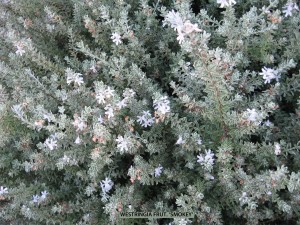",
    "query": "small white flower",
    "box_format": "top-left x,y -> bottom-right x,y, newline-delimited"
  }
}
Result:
197,149 -> 215,171
105,87 -> 114,99
90,65 -> 97,73
40,190 -> 49,200
15,43 -> 25,56
163,11 -> 202,44
44,138 -> 57,150
264,120 -> 272,127
259,67 -> 280,84
283,1 -> 299,17
246,108 -> 260,123
197,138 -> 202,145
61,155 -> 70,163
98,115 -> 104,124
96,91 -> 106,104
66,68 -> 84,86
163,10 -> 184,32
205,173 -> 214,180
176,135 -> 185,145
217,0 -> 236,8
100,177 -> 113,193
137,111 -> 155,128
153,96 -> 170,115
177,31 -> 185,44
32,195 -> 40,203
74,136 -> 81,144
104,104 -> 114,119
117,99 -> 127,109
154,165 -> 163,177
0,186 -> 8,195
111,32 -> 122,45
274,143 -> 281,155
239,192 -> 248,205
116,135 -> 131,153
182,20 -> 202,34
73,117 -> 87,132
43,114 -> 51,122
